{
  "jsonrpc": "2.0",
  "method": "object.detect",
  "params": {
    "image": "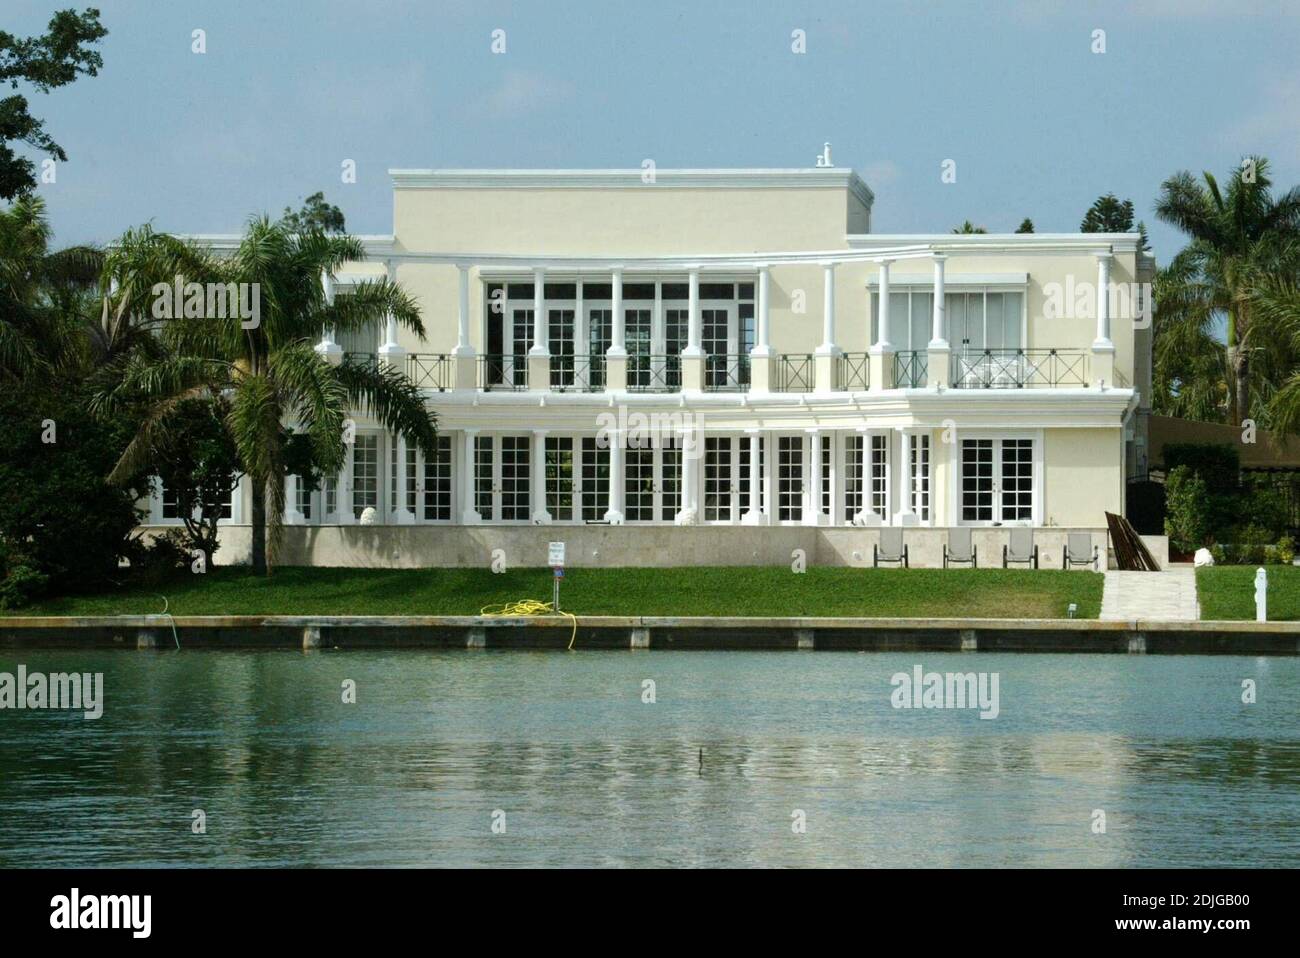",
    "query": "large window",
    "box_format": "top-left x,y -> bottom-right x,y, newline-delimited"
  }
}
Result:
908,434 -> 931,521
872,288 -> 1024,351
581,438 -> 609,521
546,436 -> 575,521
421,436 -> 452,521
351,434 -> 378,520
961,436 -> 1036,524
777,436 -> 804,523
